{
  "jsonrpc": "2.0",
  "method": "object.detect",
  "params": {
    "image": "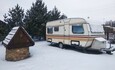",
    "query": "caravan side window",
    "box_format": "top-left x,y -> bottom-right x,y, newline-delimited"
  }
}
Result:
72,24 -> 84,34
54,26 -> 59,32
47,27 -> 53,34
